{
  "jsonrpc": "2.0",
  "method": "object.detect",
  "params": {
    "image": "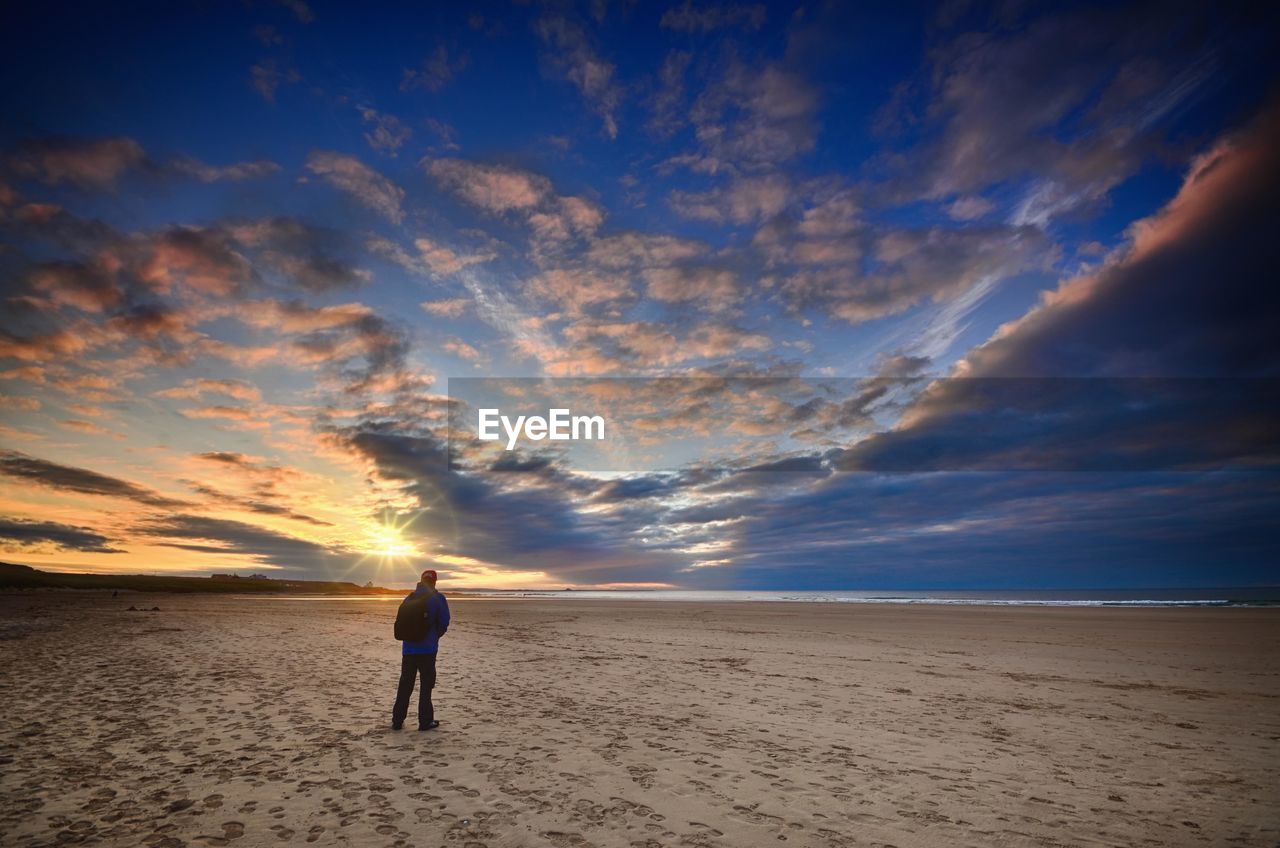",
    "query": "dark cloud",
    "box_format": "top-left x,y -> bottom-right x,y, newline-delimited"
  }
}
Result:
293,312 -> 414,395
28,261 -> 122,312
229,217 -> 372,292
198,452 -> 255,466
837,378 -> 1280,472
695,470 -> 1280,589
5,137 -> 146,190
3,136 -> 280,192
137,226 -> 254,296
338,422 -> 687,584
0,201 -> 117,253
0,451 -> 188,508
840,103 -> 1280,472
133,513 -> 353,575
0,517 -> 124,553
